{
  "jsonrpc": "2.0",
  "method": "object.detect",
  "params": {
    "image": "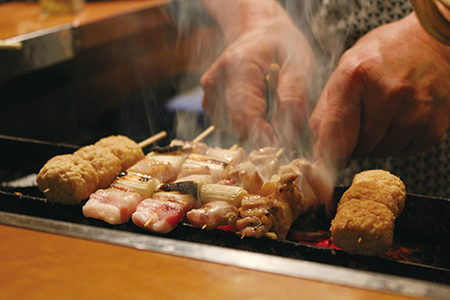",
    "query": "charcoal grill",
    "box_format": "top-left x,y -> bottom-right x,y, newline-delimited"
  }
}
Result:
1,134 -> 450,299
